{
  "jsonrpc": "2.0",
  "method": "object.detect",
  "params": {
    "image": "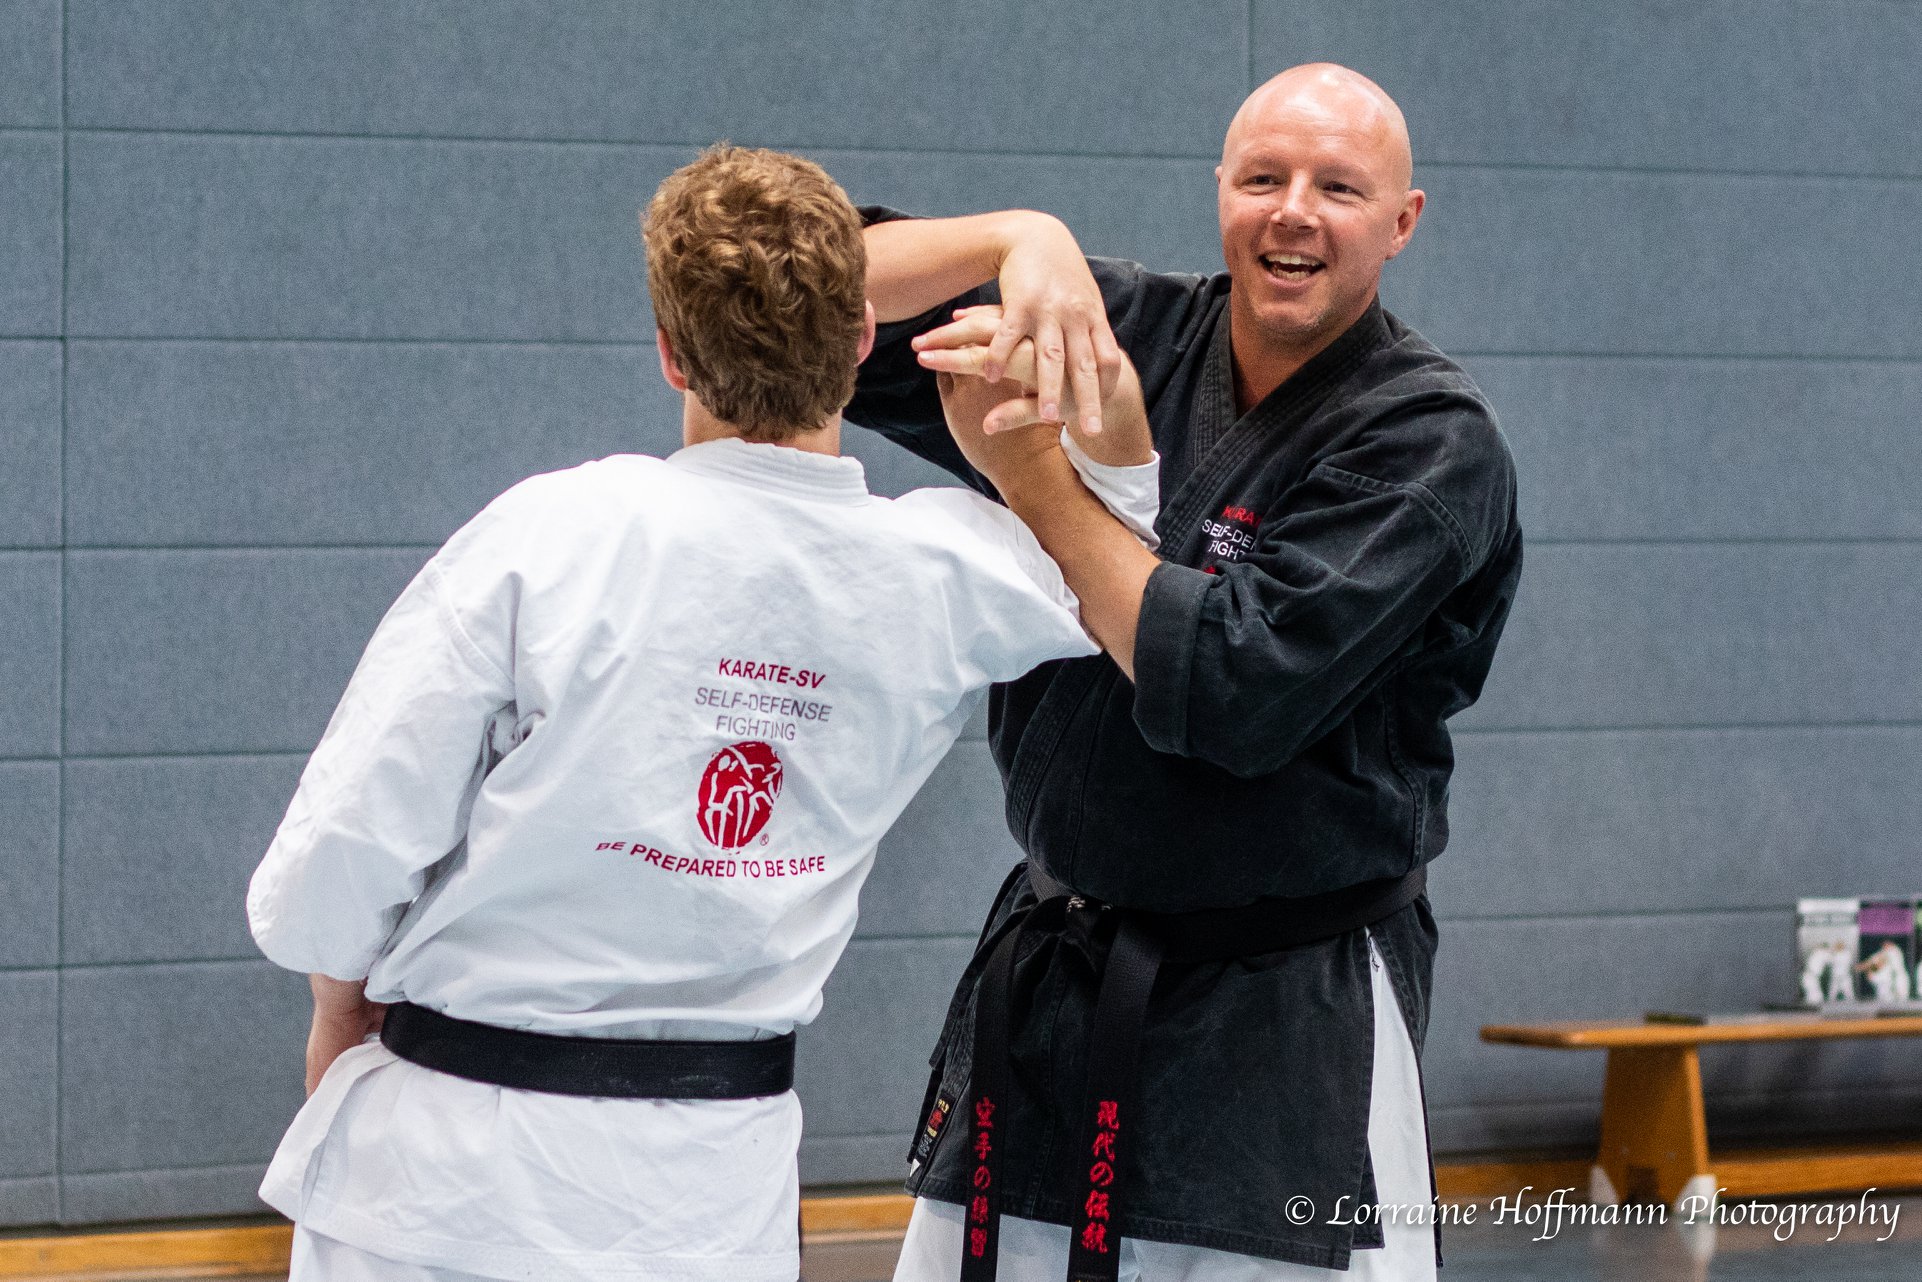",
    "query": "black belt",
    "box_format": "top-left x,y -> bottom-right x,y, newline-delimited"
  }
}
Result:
380,1001 -> 796,1100
958,862 -> 1426,1282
